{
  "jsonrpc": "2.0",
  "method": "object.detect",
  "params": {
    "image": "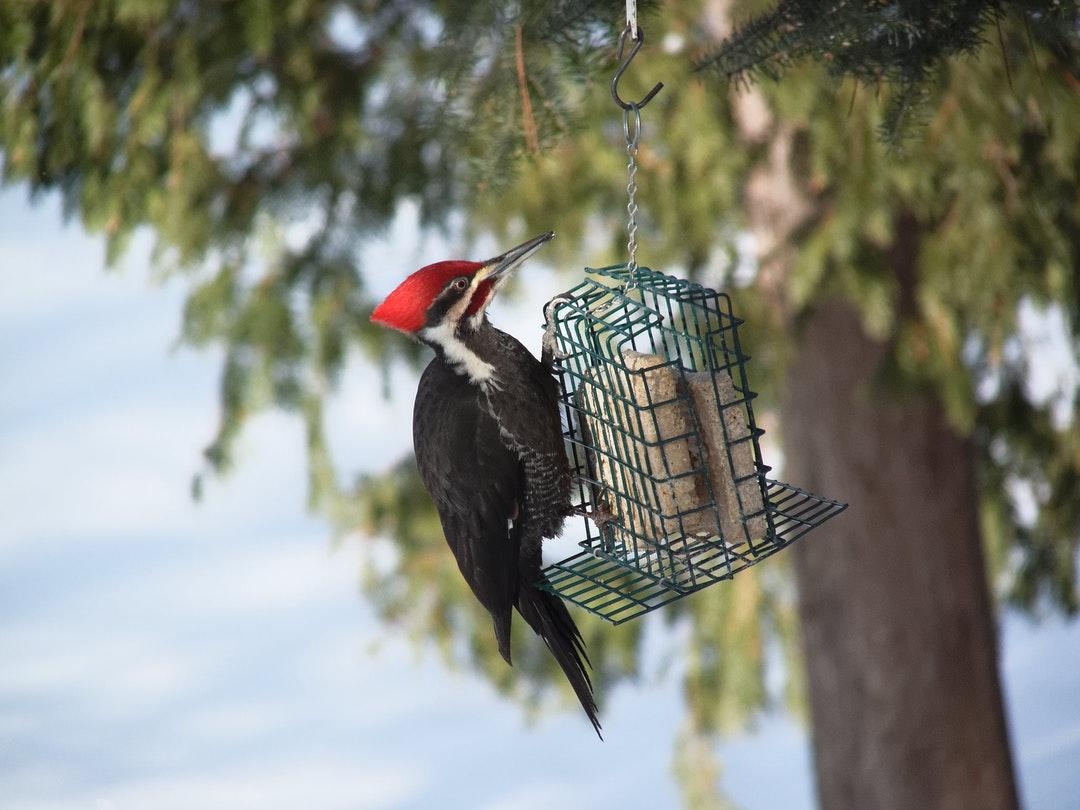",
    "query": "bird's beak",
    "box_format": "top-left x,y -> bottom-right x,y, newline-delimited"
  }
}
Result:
477,231 -> 555,281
